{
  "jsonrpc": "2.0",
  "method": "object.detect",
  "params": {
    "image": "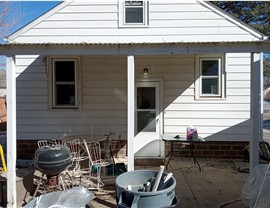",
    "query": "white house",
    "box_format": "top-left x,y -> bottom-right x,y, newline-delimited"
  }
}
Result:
4,0 -> 269,162
1,1 -> 270,206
